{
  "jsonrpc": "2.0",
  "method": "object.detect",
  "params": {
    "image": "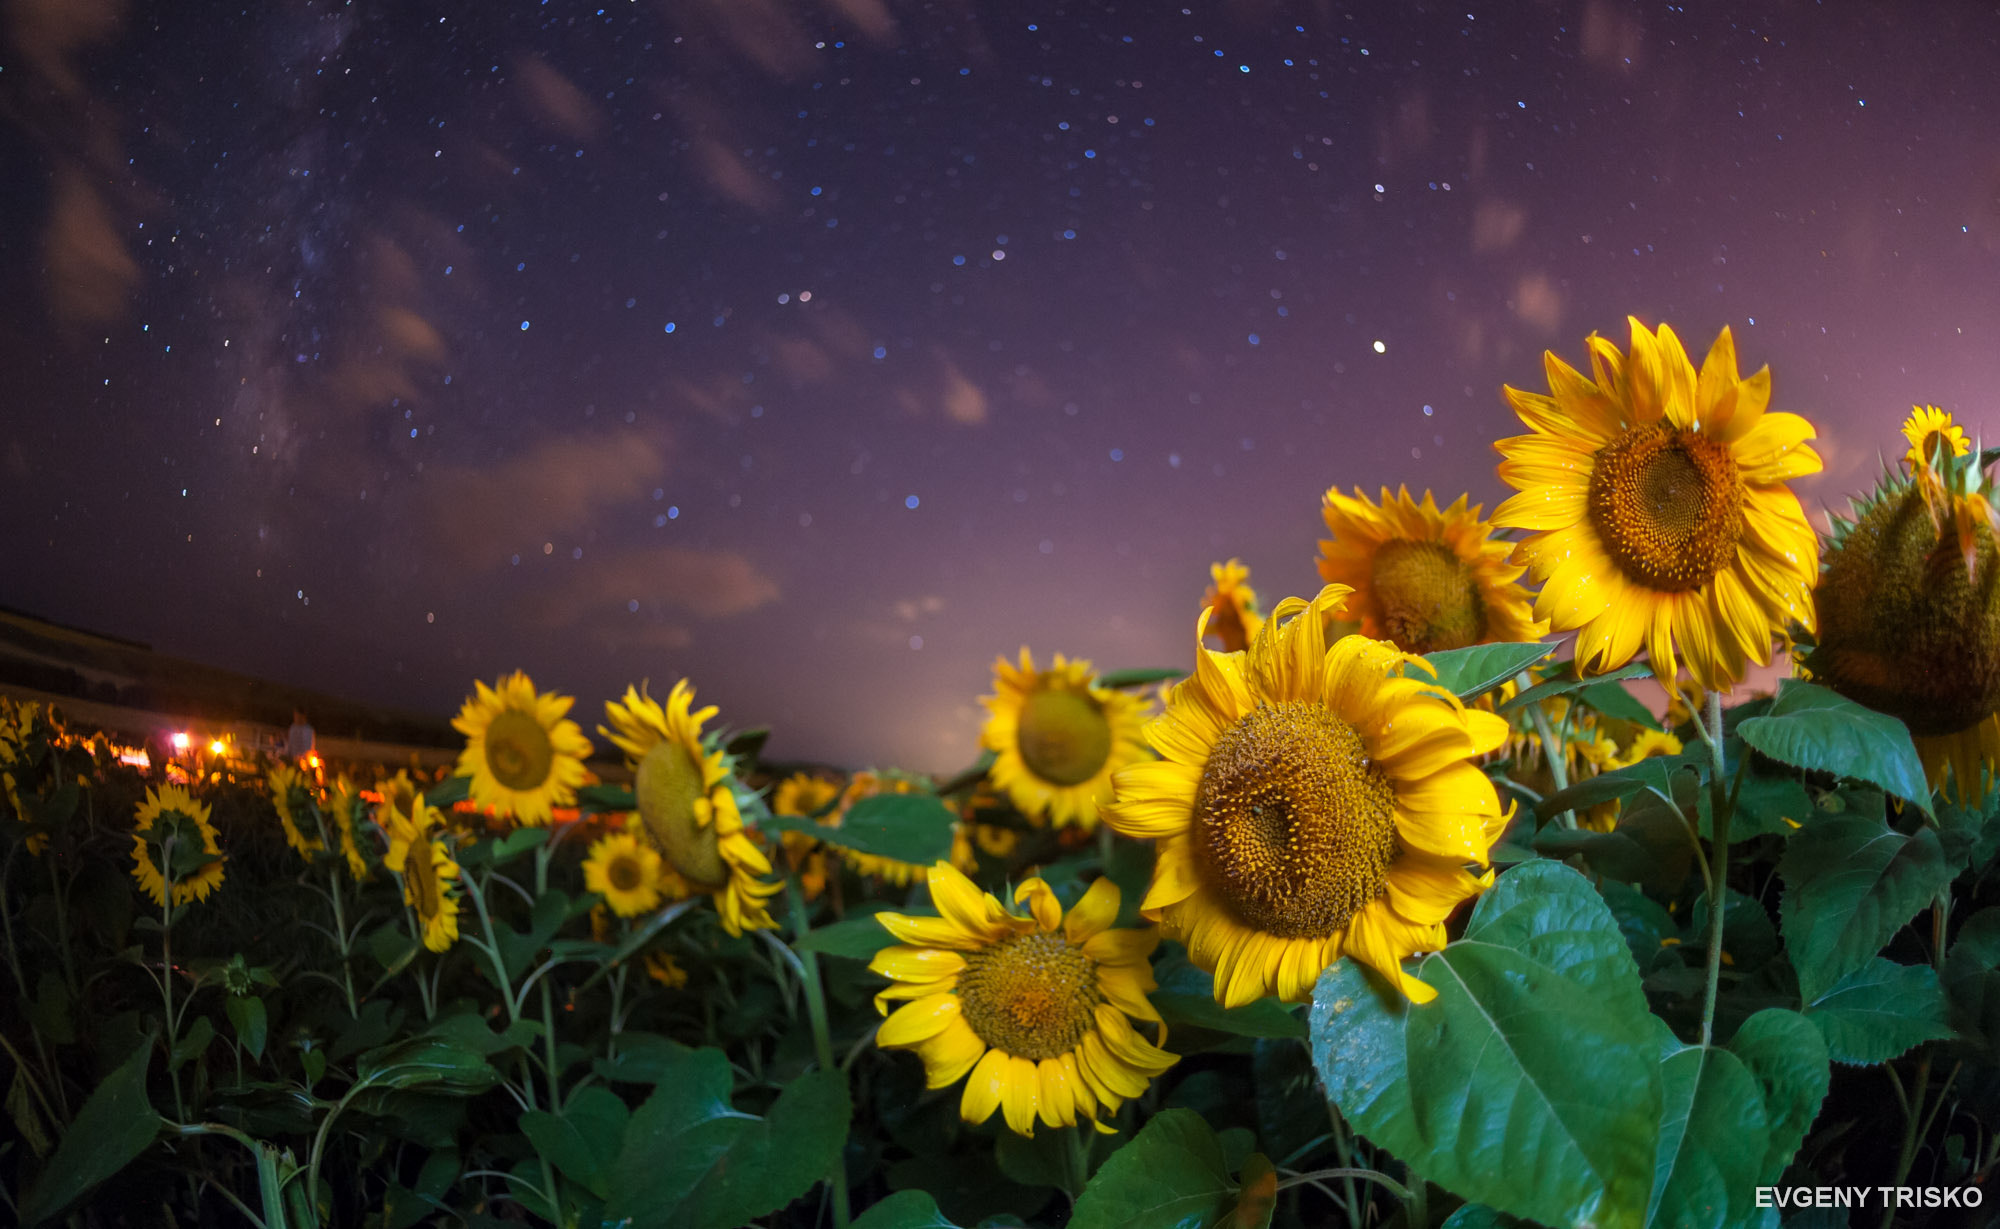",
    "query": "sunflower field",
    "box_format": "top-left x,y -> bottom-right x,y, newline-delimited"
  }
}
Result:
7,319 -> 2000,1228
